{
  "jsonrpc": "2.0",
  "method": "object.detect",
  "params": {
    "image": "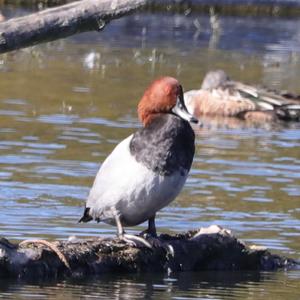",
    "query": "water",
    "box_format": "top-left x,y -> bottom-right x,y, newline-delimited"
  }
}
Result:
0,271 -> 300,299
0,5 -> 300,299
